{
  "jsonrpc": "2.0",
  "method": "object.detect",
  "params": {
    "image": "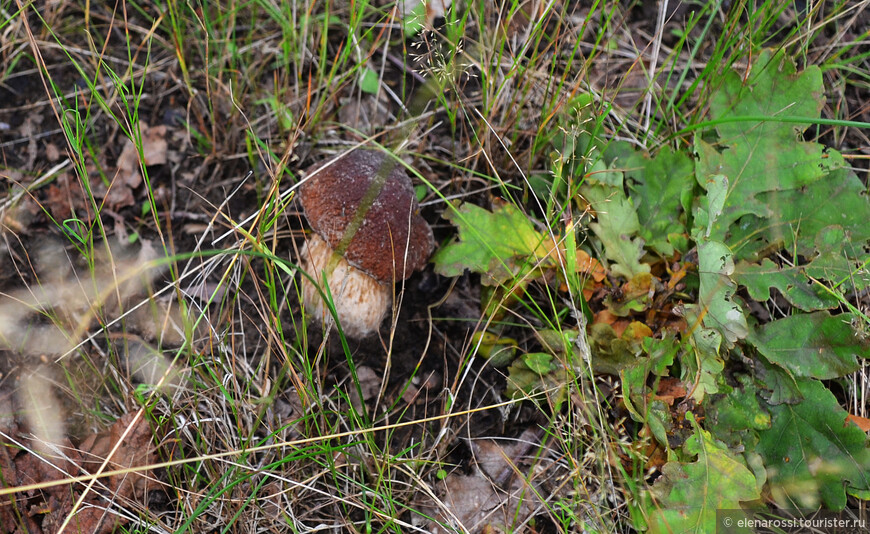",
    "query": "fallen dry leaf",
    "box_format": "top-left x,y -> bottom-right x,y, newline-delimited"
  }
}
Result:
0,412 -> 157,534
576,248 -> 606,283
19,114 -> 42,170
425,430 -> 543,533
116,123 -> 168,189
655,377 -> 688,406
77,412 -> 156,500
45,142 -> 61,162
109,122 -> 169,210
349,365 -> 381,413
401,370 -> 441,404
594,310 -> 632,338
43,172 -> 90,220
427,470 -> 538,534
